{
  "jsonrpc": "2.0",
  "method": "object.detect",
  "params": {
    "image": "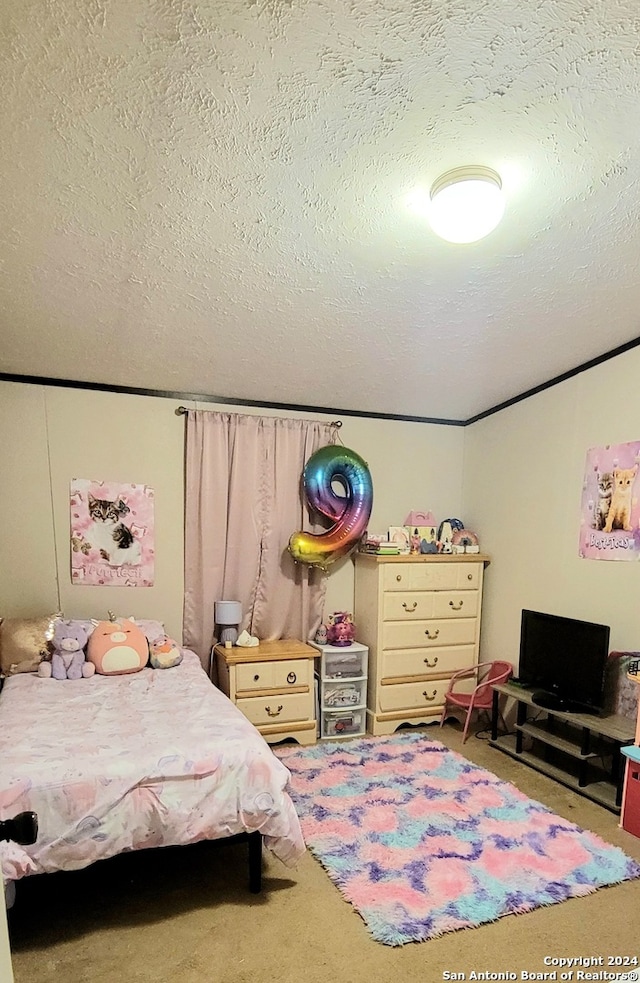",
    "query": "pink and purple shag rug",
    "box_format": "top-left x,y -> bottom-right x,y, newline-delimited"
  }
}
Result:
275,732 -> 640,945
